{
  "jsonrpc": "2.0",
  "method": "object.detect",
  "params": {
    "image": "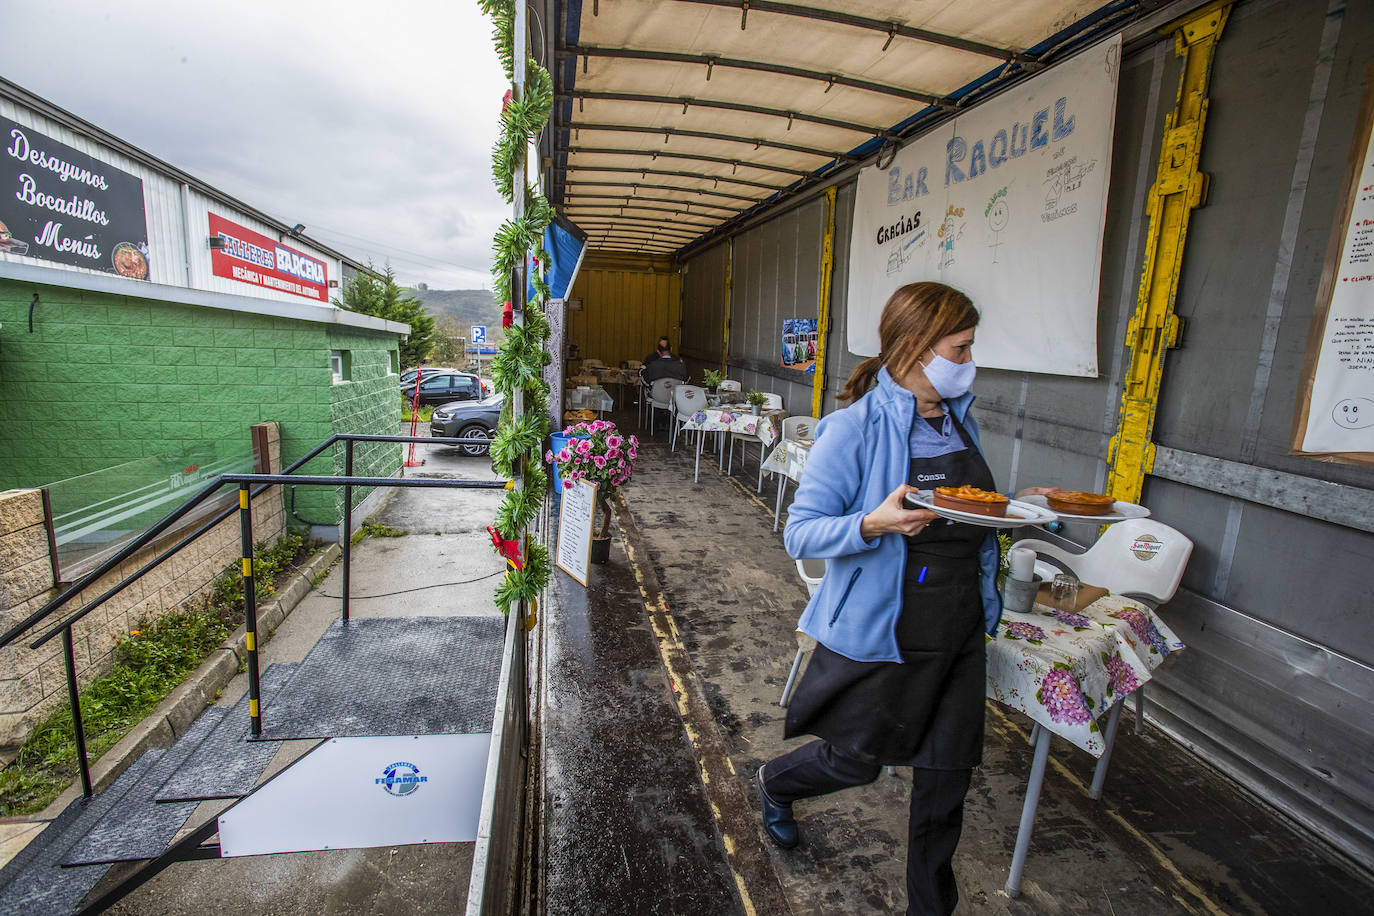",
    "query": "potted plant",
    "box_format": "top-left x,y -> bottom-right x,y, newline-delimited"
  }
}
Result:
702,369 -> 724,395
746,389 -> 767,416
545,419 -> 639,564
